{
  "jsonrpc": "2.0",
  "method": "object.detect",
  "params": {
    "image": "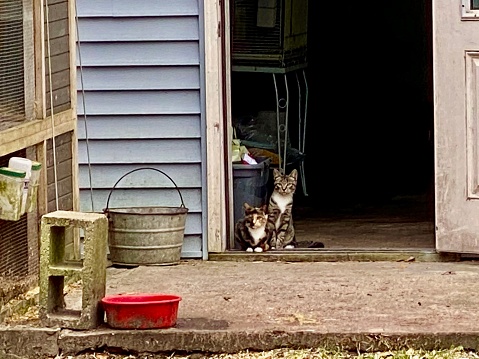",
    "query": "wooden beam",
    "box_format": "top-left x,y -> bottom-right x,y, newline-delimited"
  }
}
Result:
68,0 -> 77,114
223,0 -> 235,249
37,140 -> 48,217
68,0 -> 79,213
26,146 -> 39,275
24,0 -> 35,121
34,0 -> 46,119
204,0 -> 227,253
0,109 -> 76,156
209,250 -> 462,263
